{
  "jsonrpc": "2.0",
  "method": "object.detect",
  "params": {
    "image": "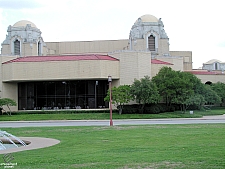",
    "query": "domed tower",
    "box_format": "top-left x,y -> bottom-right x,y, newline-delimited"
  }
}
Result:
1,20 -> 46,56
129,14 -> 169,57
